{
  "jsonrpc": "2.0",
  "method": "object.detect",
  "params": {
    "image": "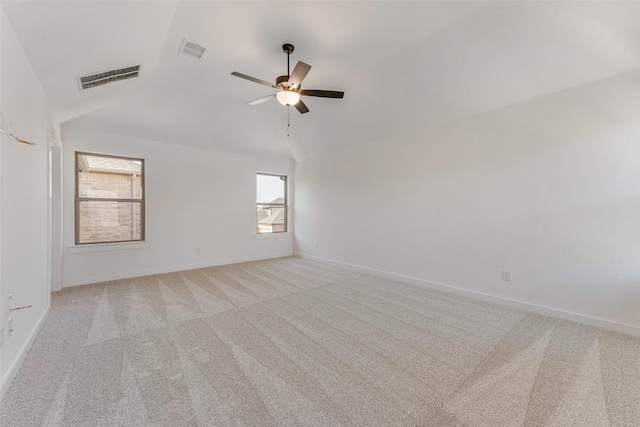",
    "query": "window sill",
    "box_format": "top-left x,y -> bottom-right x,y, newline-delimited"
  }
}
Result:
68,241 -> 150,254
254,232 -> 292,240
